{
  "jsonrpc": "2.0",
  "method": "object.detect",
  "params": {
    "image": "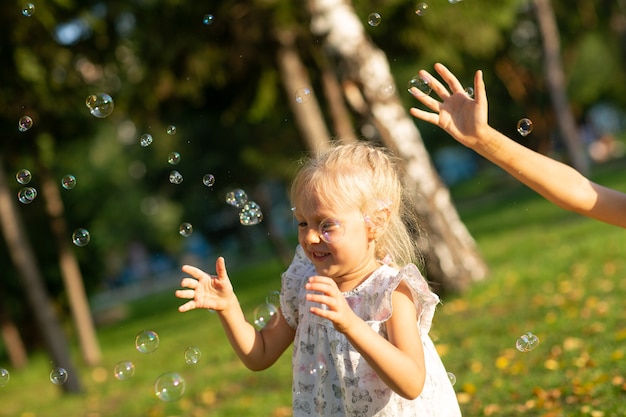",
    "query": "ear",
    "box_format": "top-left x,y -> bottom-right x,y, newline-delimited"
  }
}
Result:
362,199 -> 391,240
